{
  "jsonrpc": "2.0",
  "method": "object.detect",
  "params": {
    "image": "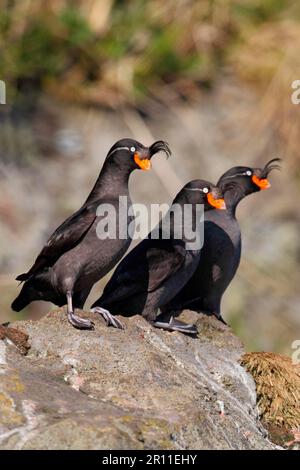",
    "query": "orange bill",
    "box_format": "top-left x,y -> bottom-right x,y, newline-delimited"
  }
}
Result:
207,192 -> 226,210
134,154 -> 151,170
252,175 -> 271,190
